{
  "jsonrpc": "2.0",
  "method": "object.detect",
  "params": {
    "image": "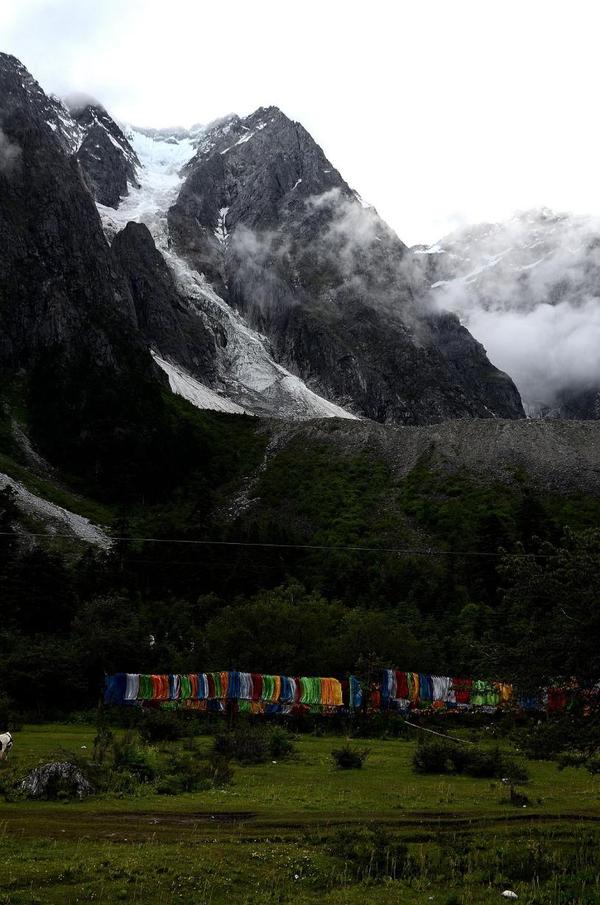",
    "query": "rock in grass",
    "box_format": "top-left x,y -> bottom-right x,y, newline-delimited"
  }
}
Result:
21,762 -> 94,800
